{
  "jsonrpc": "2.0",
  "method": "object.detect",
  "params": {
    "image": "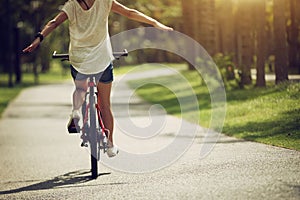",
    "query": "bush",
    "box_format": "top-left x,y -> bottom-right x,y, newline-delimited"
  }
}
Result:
213,53 -> 238,88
